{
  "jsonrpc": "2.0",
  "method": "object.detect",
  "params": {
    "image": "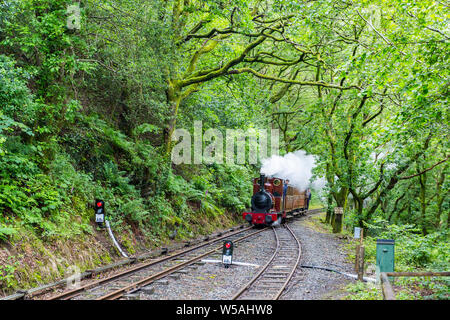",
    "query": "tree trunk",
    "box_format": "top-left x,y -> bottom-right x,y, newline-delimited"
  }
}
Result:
164,82 -> 183,154
331,187 -> 348,232
436,165 -> 447,230
332,210 -> 343,233
418,168 -> 427,235
325,192 -> 333,223
357,205 -> 364,228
